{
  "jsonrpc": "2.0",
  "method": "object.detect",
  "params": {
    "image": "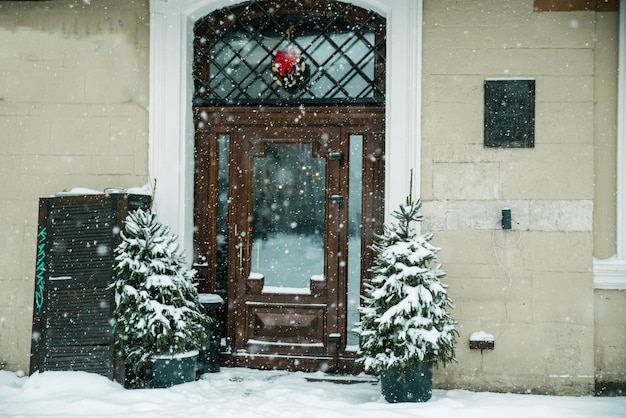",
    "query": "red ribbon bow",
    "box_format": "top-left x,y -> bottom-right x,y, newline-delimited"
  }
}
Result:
274,48 -> 299,76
